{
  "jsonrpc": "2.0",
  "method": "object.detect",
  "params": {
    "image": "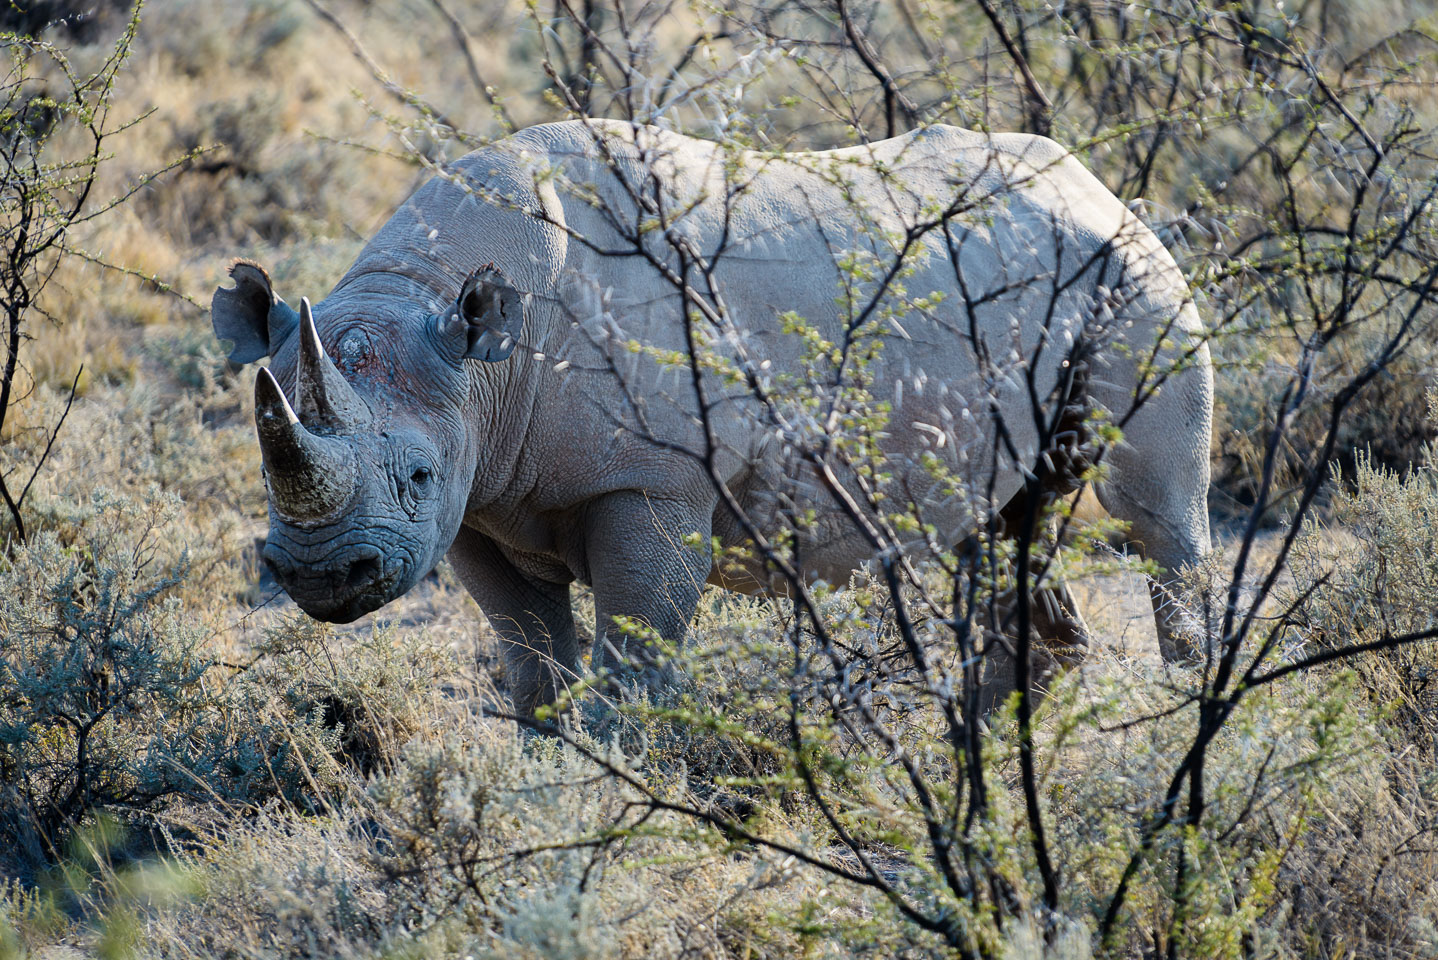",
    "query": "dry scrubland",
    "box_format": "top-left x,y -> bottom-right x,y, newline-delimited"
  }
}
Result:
1,0 -> 1438,957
